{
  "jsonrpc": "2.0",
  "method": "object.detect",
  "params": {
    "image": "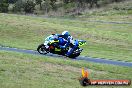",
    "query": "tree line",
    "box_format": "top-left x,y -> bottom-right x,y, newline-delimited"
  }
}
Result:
0,0 -> 125,14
